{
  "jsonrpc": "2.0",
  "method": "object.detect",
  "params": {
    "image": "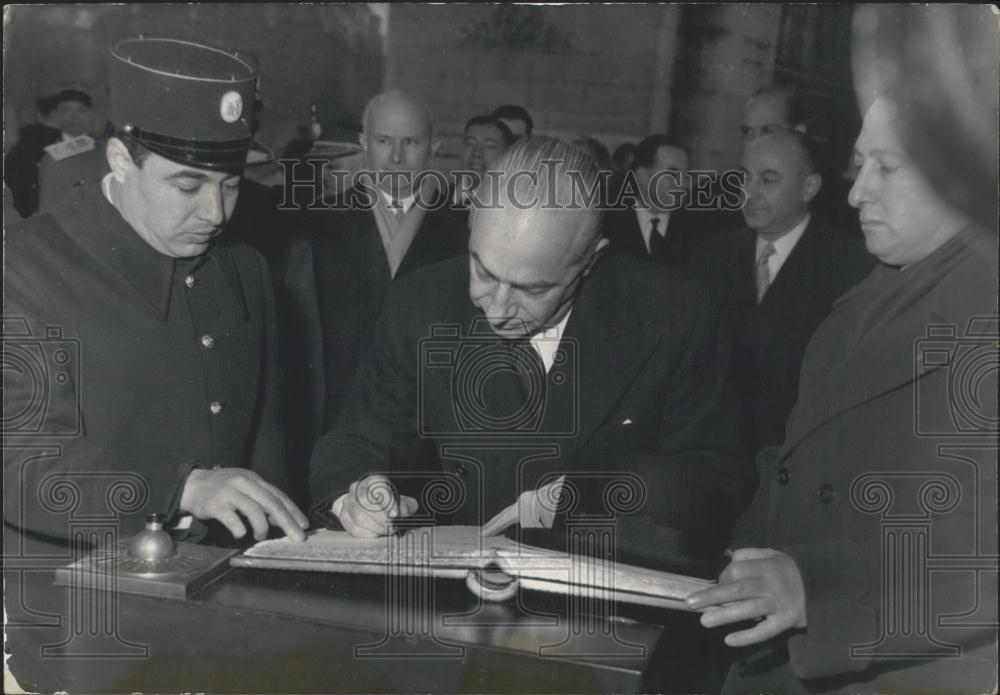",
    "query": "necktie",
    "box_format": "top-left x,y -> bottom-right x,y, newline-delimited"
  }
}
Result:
508,337 -> 546,401
648,217 -> 666,259
755,241 -> 777,303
